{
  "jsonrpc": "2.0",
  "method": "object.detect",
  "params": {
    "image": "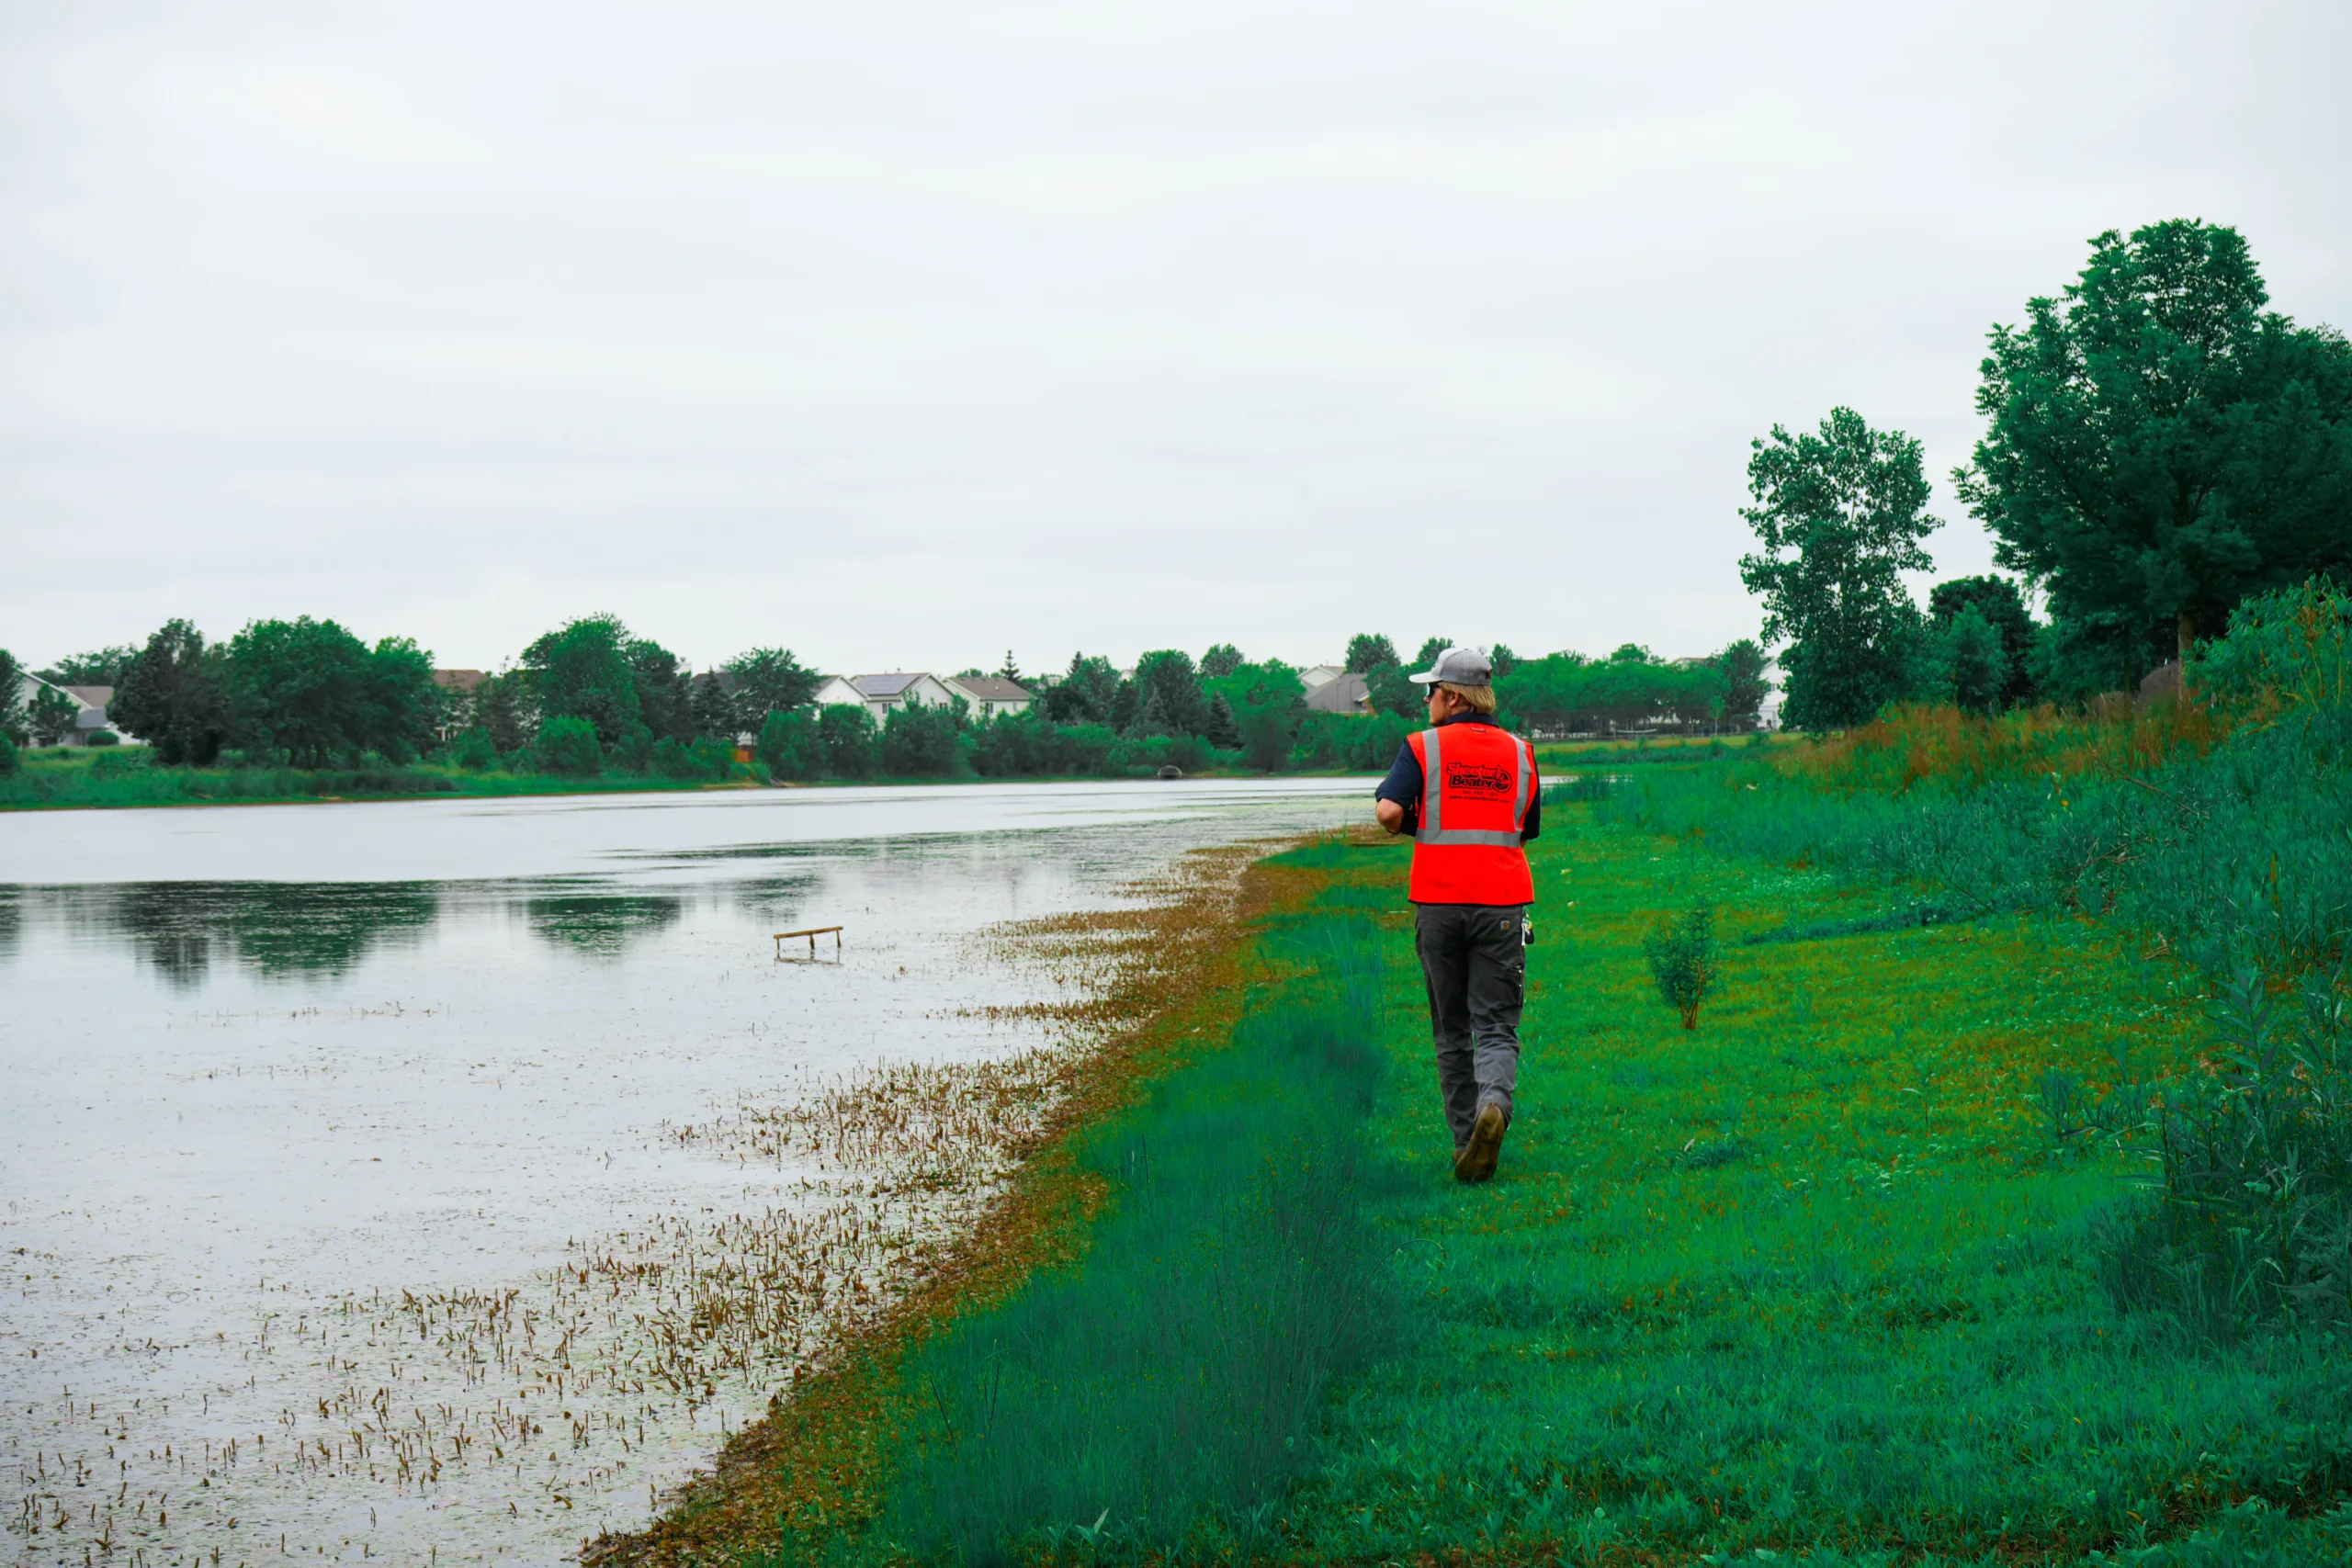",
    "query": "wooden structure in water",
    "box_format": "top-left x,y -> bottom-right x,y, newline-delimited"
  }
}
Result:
774,925 -> 843,957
